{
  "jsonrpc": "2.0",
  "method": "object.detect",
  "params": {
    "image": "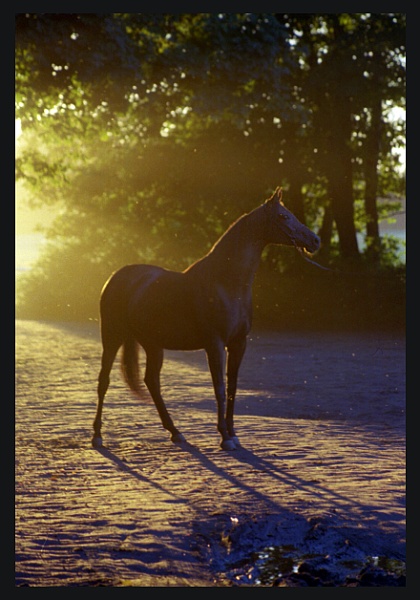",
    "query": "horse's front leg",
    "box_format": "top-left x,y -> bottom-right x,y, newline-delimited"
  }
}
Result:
206,341 -> 236,450
226,335 -> 247,448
